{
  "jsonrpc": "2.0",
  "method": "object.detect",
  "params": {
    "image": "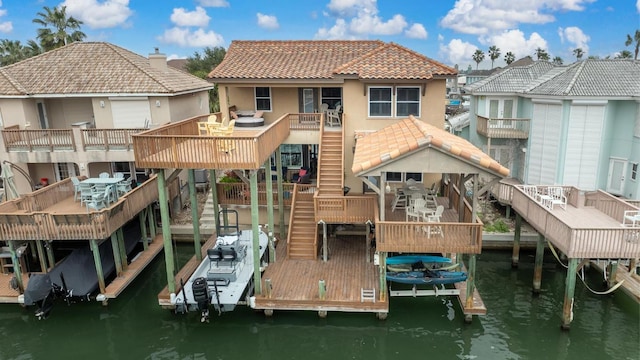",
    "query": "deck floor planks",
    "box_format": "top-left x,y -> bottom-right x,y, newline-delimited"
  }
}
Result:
103,234 -> 164,298
0,273 -> 29,303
